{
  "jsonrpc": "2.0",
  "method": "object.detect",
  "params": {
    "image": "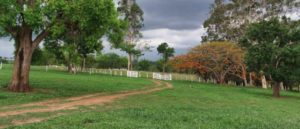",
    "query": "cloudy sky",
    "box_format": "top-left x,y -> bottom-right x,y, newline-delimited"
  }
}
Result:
0,0 -> 213,61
